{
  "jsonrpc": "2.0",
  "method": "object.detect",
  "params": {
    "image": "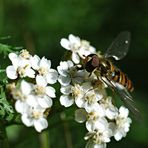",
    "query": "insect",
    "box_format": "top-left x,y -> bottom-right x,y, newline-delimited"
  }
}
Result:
84,31 -> 140,120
